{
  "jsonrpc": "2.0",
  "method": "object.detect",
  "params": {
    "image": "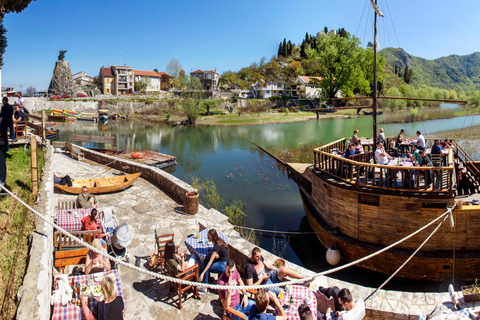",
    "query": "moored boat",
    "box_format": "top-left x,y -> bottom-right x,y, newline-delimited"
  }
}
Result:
88,148 -> 177,169
54,172 -> 141,194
